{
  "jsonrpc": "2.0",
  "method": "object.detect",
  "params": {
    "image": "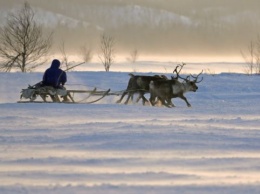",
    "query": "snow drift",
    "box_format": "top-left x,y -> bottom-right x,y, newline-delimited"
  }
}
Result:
0,71 -> 260,194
